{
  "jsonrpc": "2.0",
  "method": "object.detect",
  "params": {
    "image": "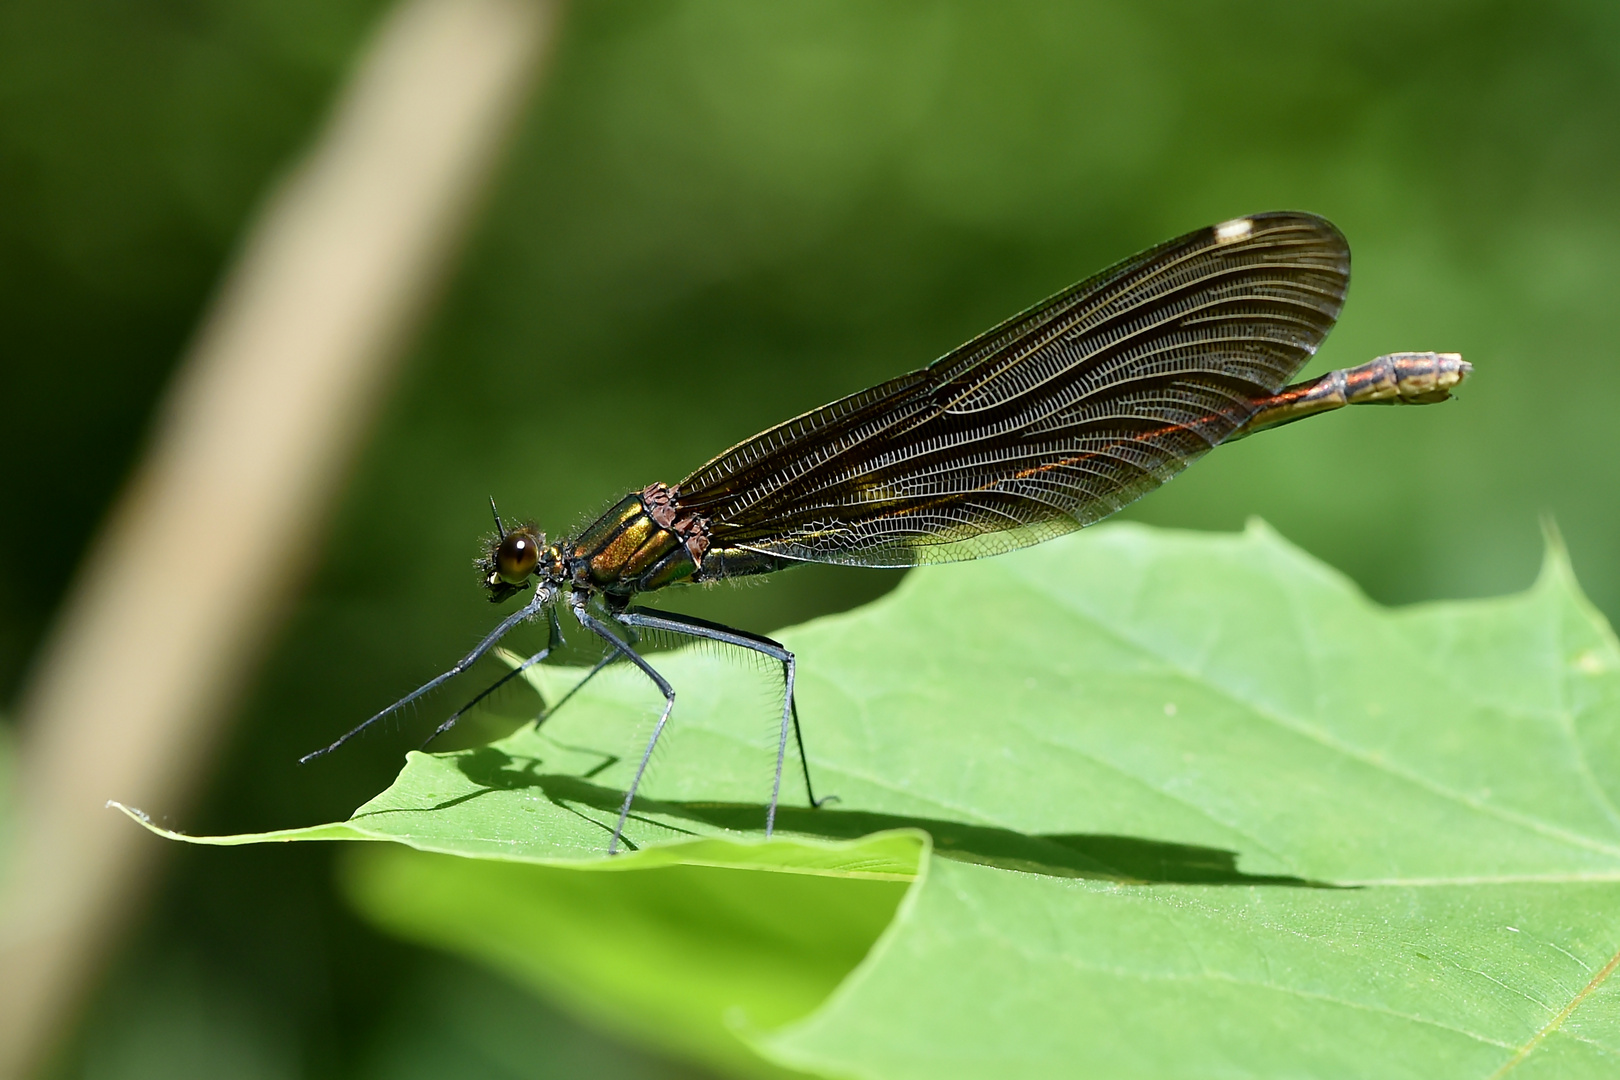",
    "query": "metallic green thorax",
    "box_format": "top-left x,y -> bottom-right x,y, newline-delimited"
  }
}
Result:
567,489 -> 696,595
562,483 -> 794,599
